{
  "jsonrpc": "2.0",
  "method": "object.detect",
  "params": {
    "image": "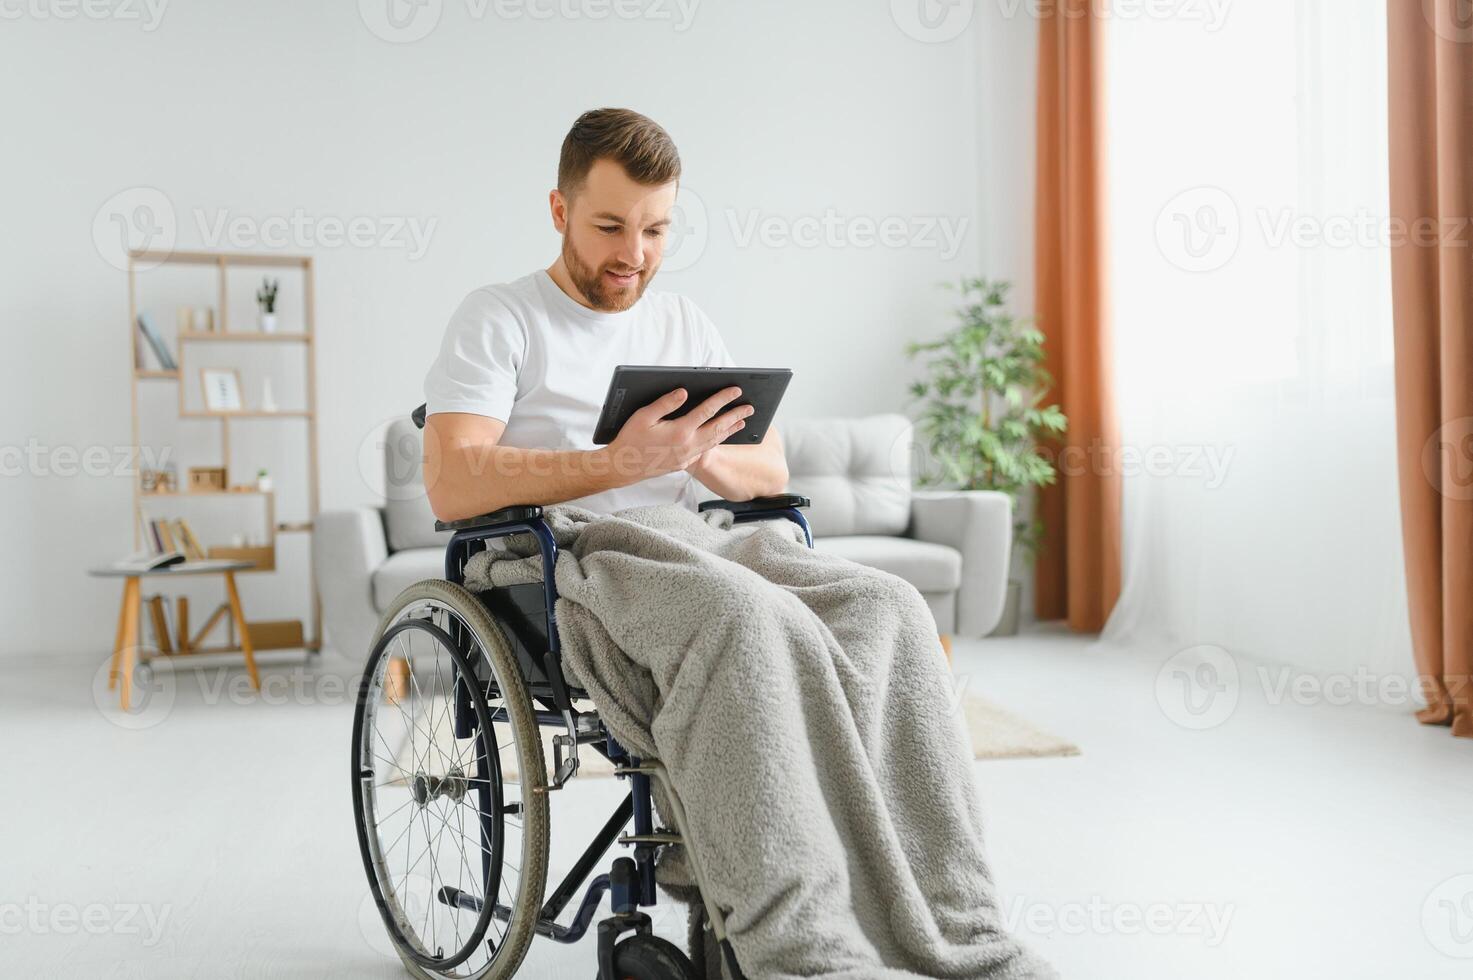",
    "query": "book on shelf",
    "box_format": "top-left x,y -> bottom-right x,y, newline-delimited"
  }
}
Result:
148,518 -> 178,554
136,312 -> 176,371
144,594 -> 176,653
172,518 -> 207,561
